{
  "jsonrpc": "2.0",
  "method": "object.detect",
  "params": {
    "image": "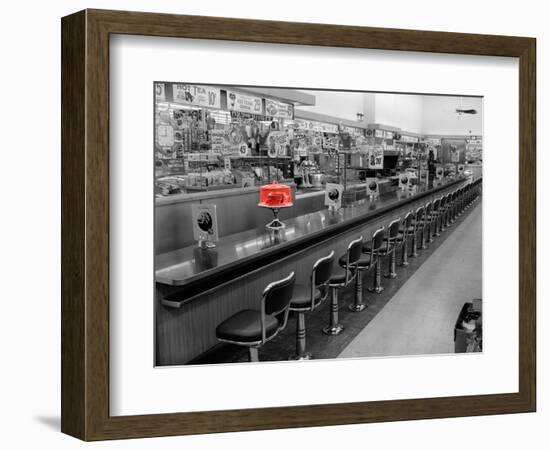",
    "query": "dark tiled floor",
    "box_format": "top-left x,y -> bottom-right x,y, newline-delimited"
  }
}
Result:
190,203 -> 479,365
